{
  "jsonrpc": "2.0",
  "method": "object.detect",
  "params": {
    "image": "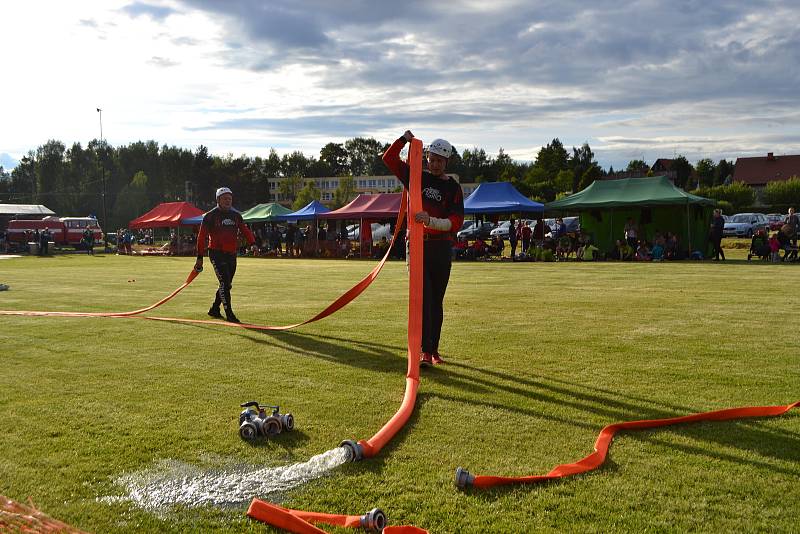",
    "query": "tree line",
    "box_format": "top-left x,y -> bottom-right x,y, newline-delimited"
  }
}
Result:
4,135 -> 791,230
